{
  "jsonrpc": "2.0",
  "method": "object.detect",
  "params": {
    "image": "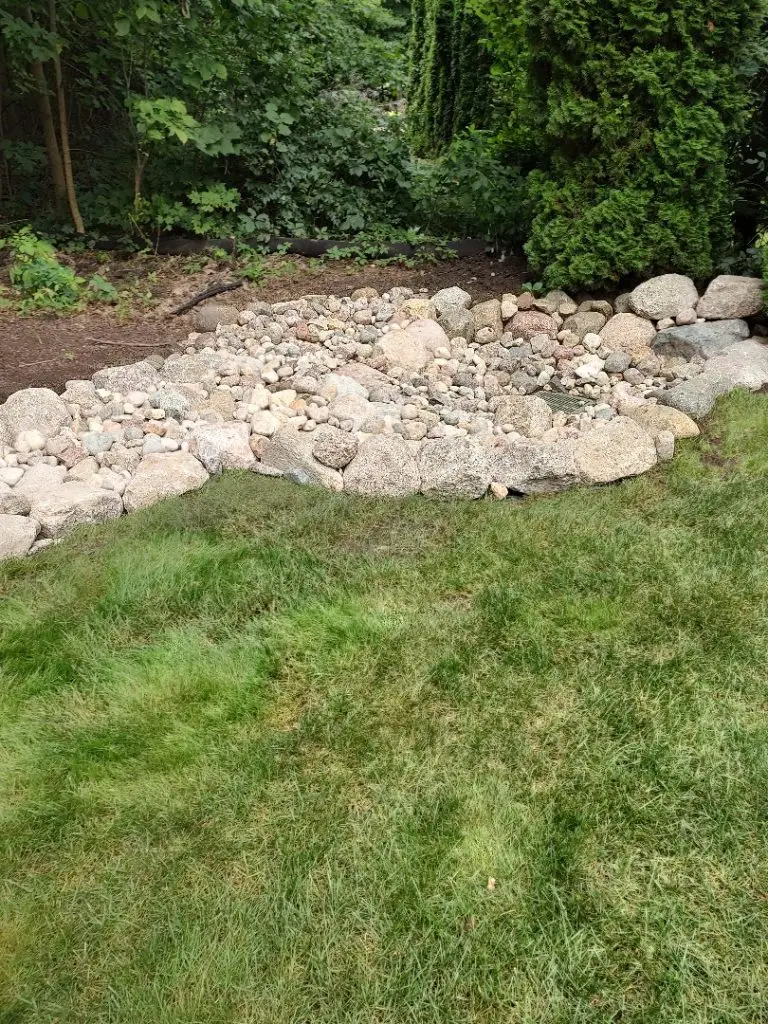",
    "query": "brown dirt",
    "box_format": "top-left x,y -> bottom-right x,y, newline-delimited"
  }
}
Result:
0,252 -> 528,400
